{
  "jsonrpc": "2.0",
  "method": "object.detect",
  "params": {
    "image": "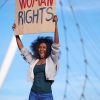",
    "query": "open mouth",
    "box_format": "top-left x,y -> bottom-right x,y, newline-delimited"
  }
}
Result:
39,52 -> 45,58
